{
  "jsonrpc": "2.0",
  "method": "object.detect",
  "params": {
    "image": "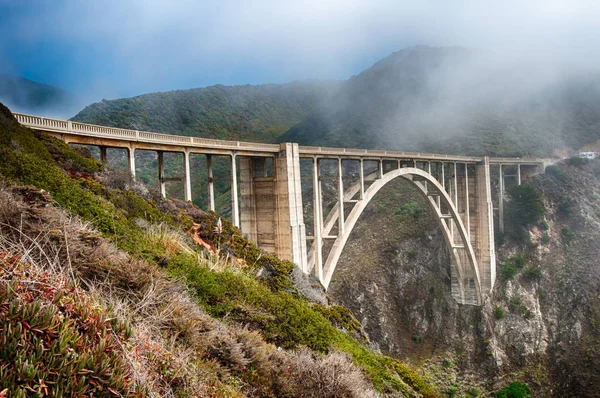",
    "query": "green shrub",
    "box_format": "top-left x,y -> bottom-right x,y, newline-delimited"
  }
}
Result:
541,232 -> 550,244
566,156 -> 590,168
494,305 -> 505,320
558,200 -> 575,216
539,219 -> 549,231
512,255 -> 526,269
500,262 -> 518,281
442,357 -> 454,368
412,333 -> 423,343
447,385 -> 459,398
508,297 -> 521,312
561,226 -> 575,246
395,201 -> 424,219
468,386 -> 482,397
523,266 -> 542,281
496,381 -> 531,398
545,165 -> 566,182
